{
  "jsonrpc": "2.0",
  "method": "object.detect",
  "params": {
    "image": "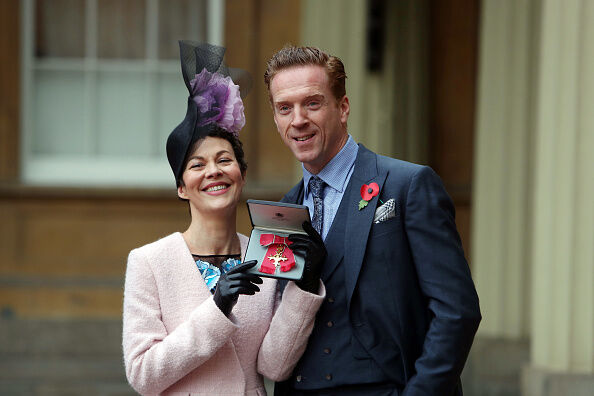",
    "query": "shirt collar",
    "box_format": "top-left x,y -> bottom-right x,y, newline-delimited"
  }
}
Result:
303,135 -> 358,197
